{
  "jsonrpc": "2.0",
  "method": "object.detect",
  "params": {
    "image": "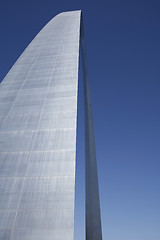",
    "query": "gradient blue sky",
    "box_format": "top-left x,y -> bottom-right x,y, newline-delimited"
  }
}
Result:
0,1 -> 160,240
